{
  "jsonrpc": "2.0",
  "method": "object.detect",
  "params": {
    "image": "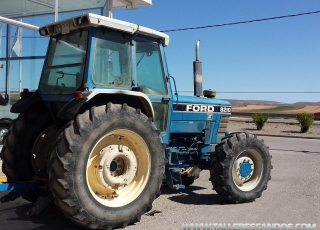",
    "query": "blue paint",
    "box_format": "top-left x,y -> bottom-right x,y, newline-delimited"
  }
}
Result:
239,162 -> 252,177
110,161 -> 117,172
170,121 -> 207,133
85,27 -> 98,90
0,182 -> 38,191
171,112 -> 222,121
174,95 -> 231,106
